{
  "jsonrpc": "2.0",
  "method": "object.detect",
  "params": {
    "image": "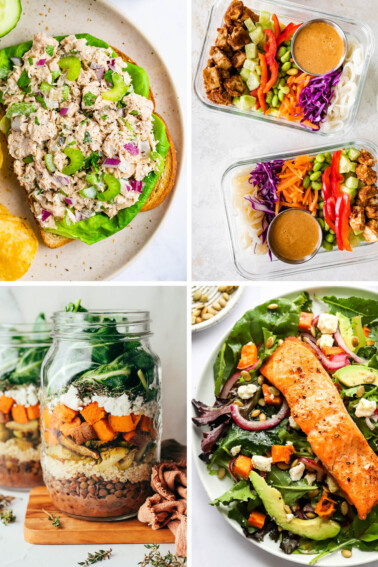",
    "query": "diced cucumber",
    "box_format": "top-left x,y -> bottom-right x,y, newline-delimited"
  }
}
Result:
244,18 -> 256,33
243,59 -> 258,72
348,148 -> 361,161
340,154 -> 357,174
259,10 -> 271,26
345,175 -> 359,189
246,71 -> 260,91
269,109 -> 279,117
250,26 -> 265,45
233,97 -> 242,109
340,184 -> 357,202
0,0 -> 22,38
238,95 -> 257,111
240,67 -> 251,83
245,43 -> 257,60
